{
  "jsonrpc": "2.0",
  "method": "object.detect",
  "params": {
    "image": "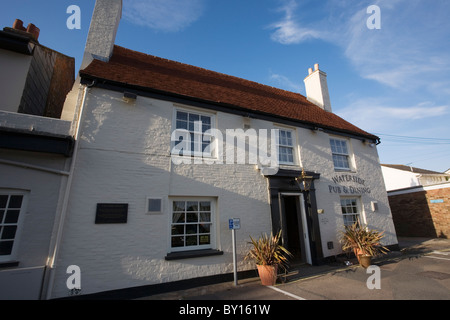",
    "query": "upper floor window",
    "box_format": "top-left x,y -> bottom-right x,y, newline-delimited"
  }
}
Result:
330,138 -> 351,171
172,109 -> 214,157
278,129 -> 295,165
